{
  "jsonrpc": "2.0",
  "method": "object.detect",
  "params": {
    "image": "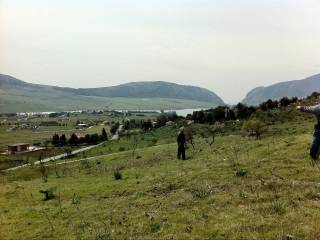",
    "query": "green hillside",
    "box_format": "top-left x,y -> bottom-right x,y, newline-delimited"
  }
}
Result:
0,74 -> 223,112
2,106 -> 320,239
